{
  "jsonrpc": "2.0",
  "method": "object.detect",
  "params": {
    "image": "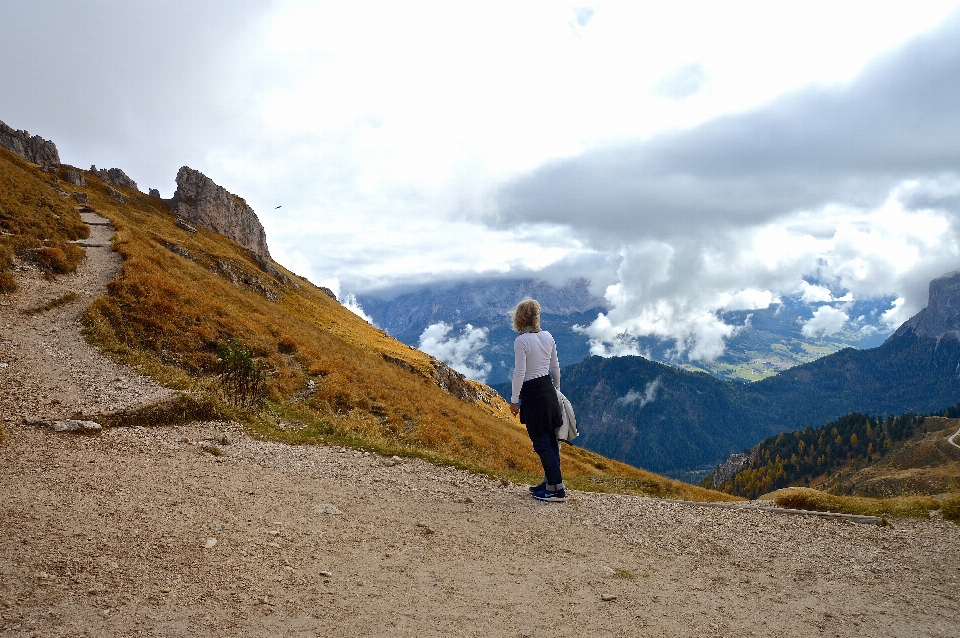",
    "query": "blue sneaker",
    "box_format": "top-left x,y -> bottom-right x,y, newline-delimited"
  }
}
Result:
529,481 -> 546,494
533,487 -> 566,502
